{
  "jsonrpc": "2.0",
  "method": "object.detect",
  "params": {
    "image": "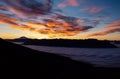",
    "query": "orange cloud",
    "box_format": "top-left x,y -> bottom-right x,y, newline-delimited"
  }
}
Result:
88,20 -> 120,37
58,0 -> 79,8
0,14 -> 19,25
76,19 -> 85,23
0,12 -> 93,38
11,24 -> 33,31
0,15 -> 91,37
0,14 -> 37,32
